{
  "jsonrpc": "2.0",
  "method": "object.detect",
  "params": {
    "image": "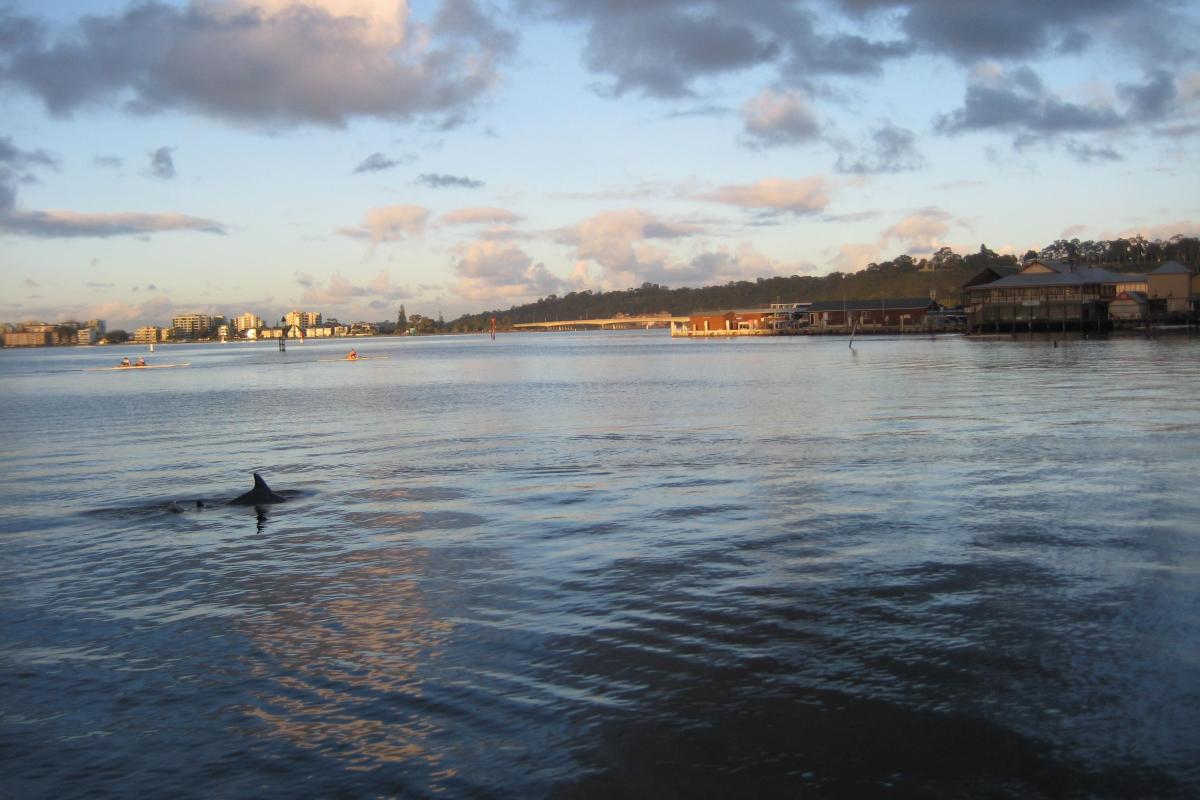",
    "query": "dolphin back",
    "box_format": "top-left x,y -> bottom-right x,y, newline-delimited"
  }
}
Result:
230,472 -> 287,505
